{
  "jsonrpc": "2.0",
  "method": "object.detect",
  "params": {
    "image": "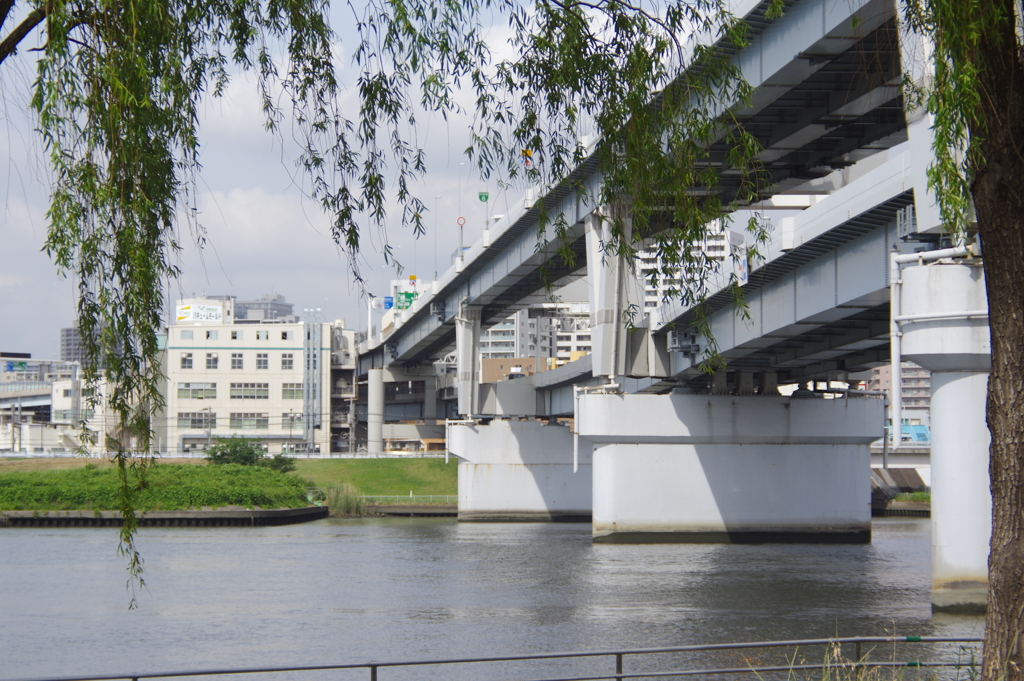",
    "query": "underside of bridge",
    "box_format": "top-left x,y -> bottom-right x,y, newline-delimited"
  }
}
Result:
363,0 -> 991,611
365,0 -> 908,375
